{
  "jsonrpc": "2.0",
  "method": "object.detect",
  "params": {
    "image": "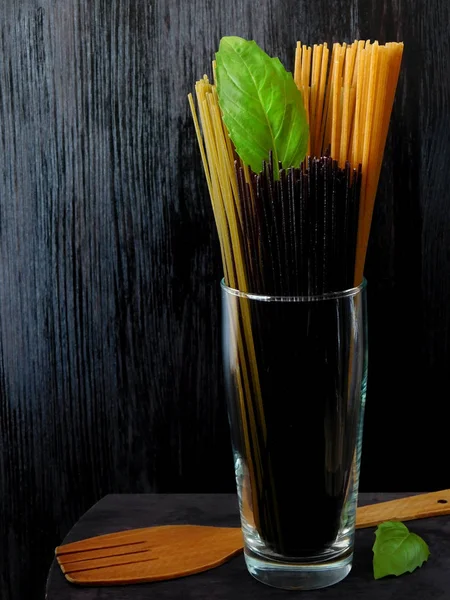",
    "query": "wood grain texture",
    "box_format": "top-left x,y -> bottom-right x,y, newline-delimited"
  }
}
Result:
0,1 -> 449,599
